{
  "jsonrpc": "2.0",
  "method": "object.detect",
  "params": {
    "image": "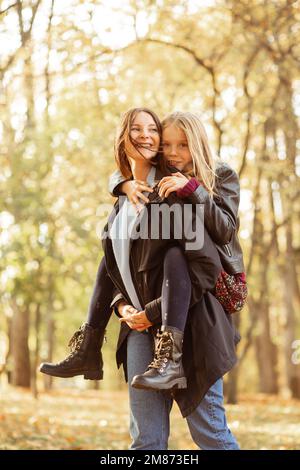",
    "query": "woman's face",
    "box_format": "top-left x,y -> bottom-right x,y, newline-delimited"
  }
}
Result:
127,111 -> 160,161
162,125 -> 193,173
